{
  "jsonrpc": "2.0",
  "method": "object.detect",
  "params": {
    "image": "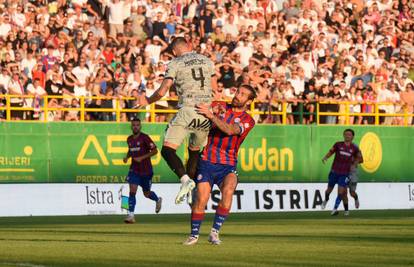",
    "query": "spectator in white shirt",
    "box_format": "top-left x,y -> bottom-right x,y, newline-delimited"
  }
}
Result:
233,41 -> 254,68
0,16 -> 11,38
376,82 -> 392,124
26,78 -> 47,119
12,4 -> 26,28
0,67 -> 10,92
387,83 -> 401,125
222,15 -> 239,38
21,50 -> 37,79
299,52 -> 316,81
288,68 -> 305,97
7,73 -> 26,120
108,0 -> 132,37
72,58 -> 91,97
144,36 -> 168,64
